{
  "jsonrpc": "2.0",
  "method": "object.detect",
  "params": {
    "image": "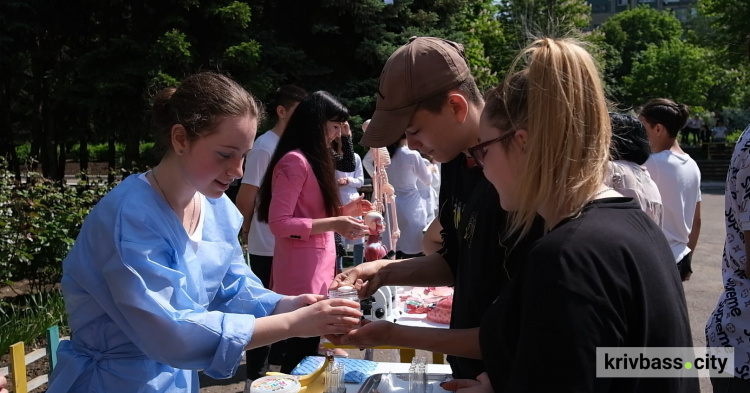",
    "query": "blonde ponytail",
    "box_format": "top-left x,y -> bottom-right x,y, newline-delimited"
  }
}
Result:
486,38 -> 611,239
